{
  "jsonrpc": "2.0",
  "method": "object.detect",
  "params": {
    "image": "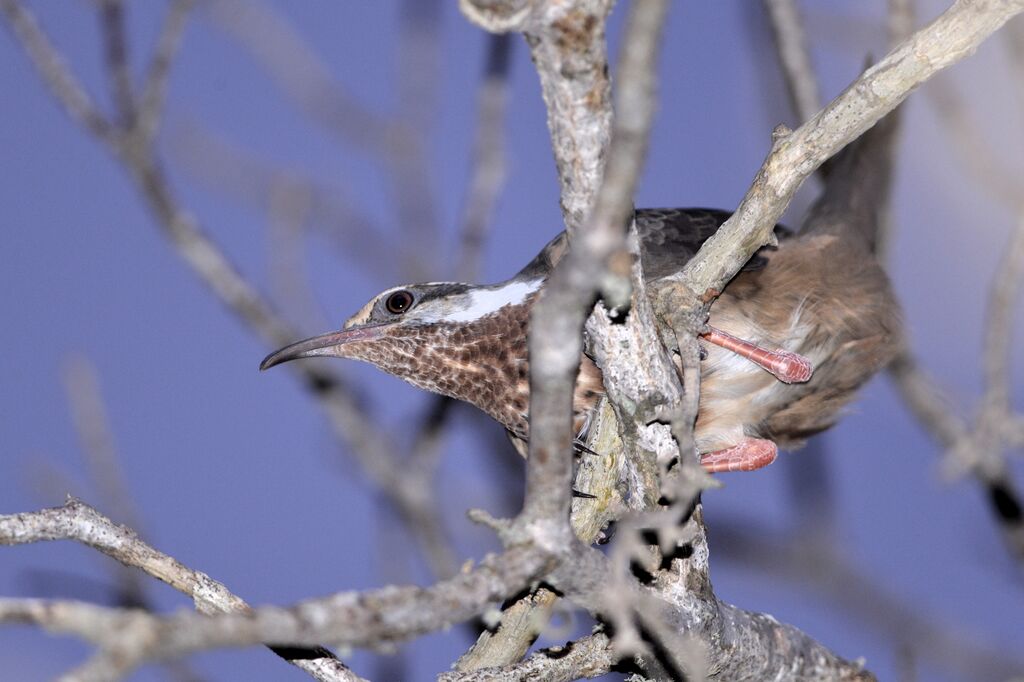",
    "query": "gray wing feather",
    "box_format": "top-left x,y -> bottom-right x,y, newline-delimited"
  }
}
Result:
514,208 -> 785,282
